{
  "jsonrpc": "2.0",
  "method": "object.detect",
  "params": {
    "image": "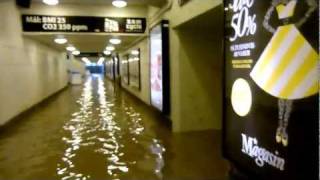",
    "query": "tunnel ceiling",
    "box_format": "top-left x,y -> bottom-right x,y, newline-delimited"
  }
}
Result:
26,34 -> 144,53
32,0 -> 167,7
